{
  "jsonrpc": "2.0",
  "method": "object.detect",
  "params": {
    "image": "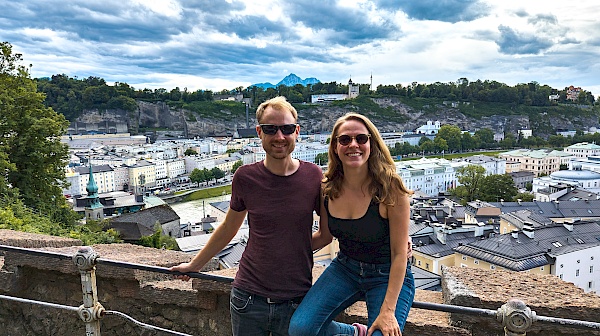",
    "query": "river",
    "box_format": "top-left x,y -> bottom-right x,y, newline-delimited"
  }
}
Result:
169,194 -> 232,224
